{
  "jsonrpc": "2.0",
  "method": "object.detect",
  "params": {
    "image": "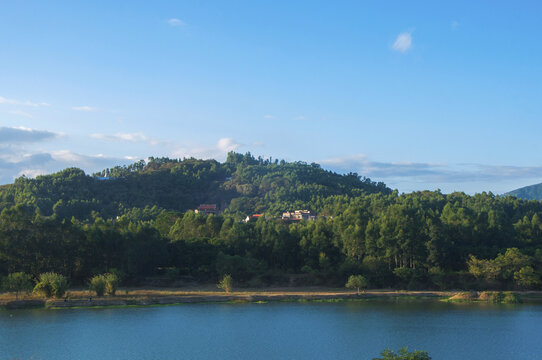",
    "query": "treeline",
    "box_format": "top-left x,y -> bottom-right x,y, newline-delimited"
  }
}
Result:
1,188 -> 541,290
